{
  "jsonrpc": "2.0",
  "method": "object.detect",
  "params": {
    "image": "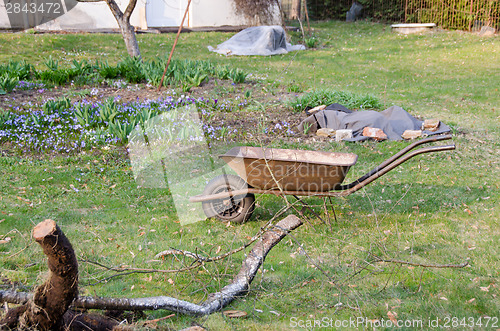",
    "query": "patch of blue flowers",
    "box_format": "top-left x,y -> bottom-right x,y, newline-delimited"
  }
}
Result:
15,80 -> 46,91
0,96 -> 237,154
